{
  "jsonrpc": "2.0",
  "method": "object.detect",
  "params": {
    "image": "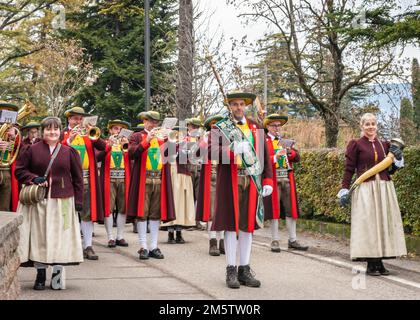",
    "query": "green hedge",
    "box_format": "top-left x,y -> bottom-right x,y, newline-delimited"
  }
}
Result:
294,146 -> 420,236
